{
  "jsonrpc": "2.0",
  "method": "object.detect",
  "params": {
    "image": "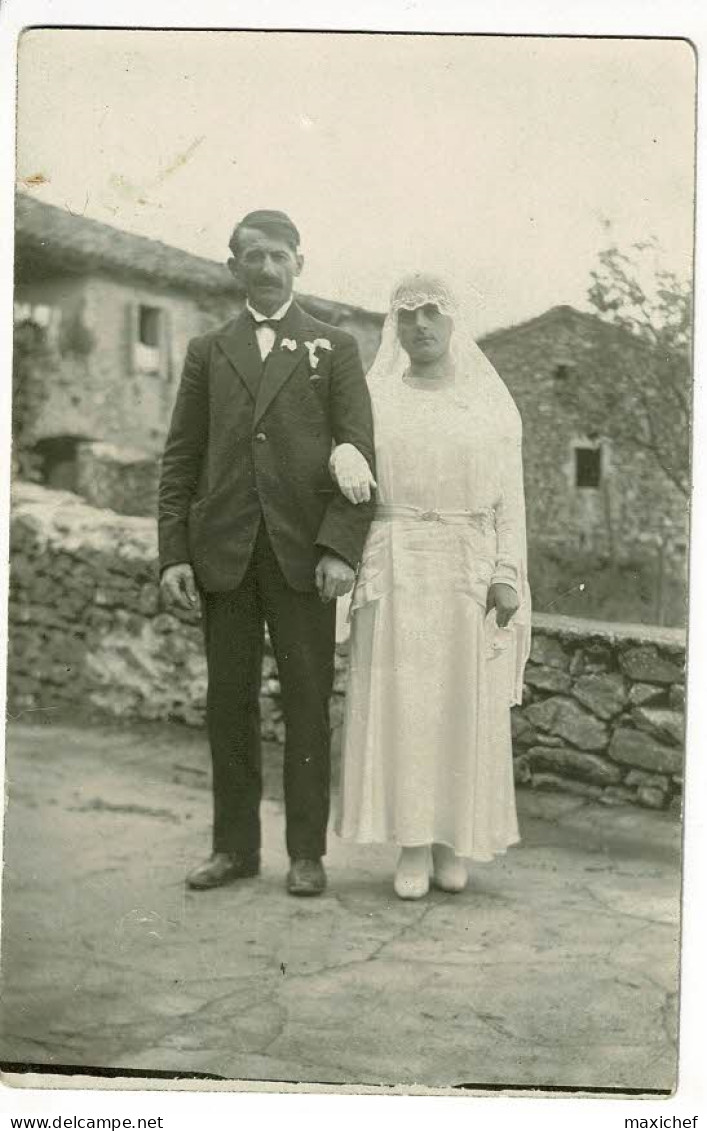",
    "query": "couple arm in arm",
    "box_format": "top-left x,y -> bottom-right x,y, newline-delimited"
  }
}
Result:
332,433 -> 523,629
158,331 -> 520,625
